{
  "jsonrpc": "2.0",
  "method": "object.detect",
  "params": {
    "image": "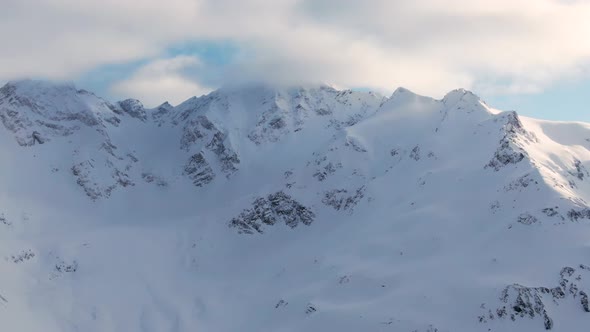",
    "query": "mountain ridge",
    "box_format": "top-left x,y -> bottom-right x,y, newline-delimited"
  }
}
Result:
0,79 -> 590,331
